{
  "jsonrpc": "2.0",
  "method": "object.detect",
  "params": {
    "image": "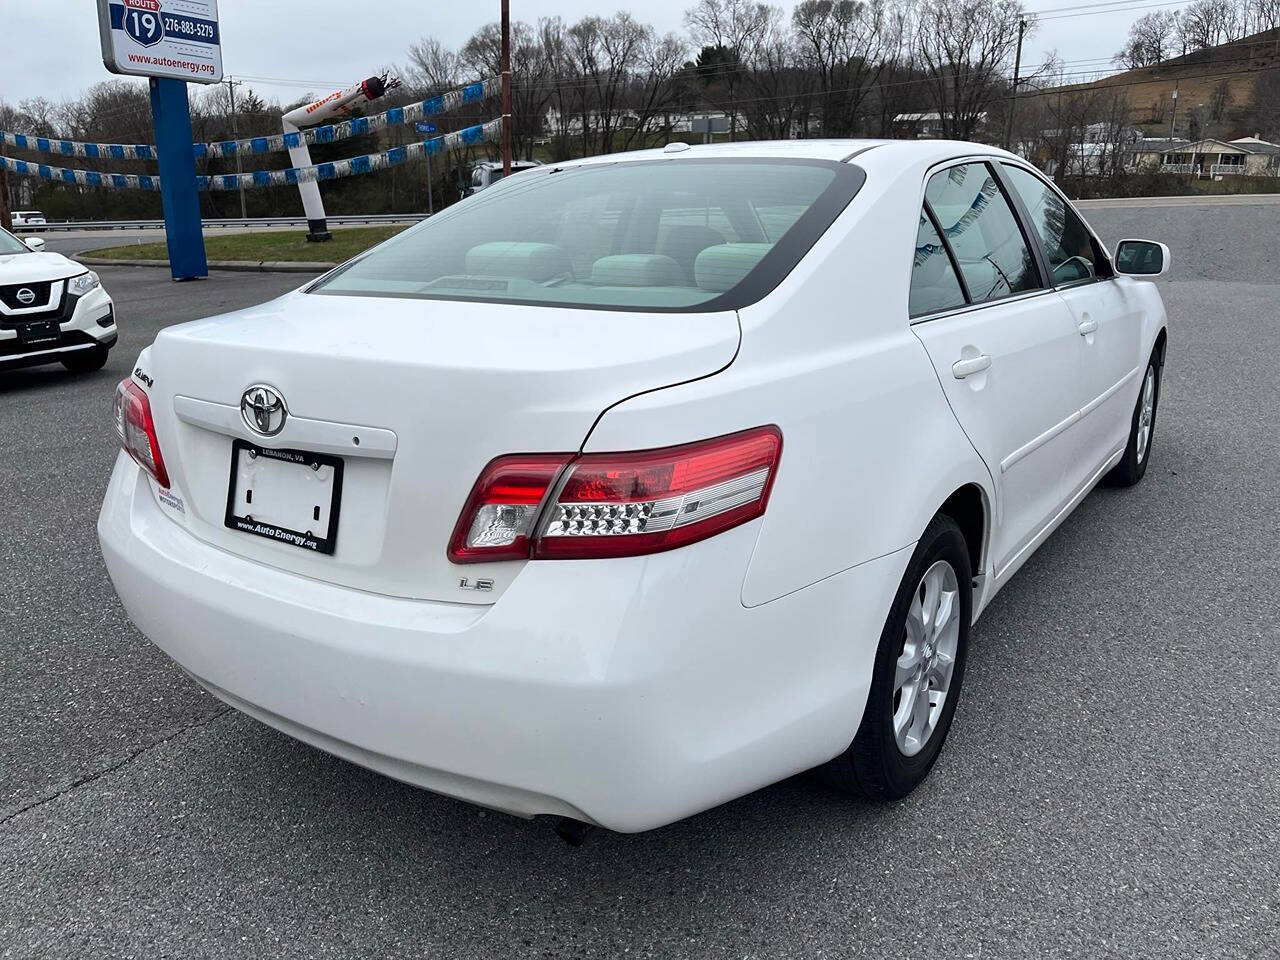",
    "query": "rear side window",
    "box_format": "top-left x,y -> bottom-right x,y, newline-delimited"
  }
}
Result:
910,212 -> 966,317
1002,164 -> 1104,285
924,163 -> 1039,304
310,158 -> 865,312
